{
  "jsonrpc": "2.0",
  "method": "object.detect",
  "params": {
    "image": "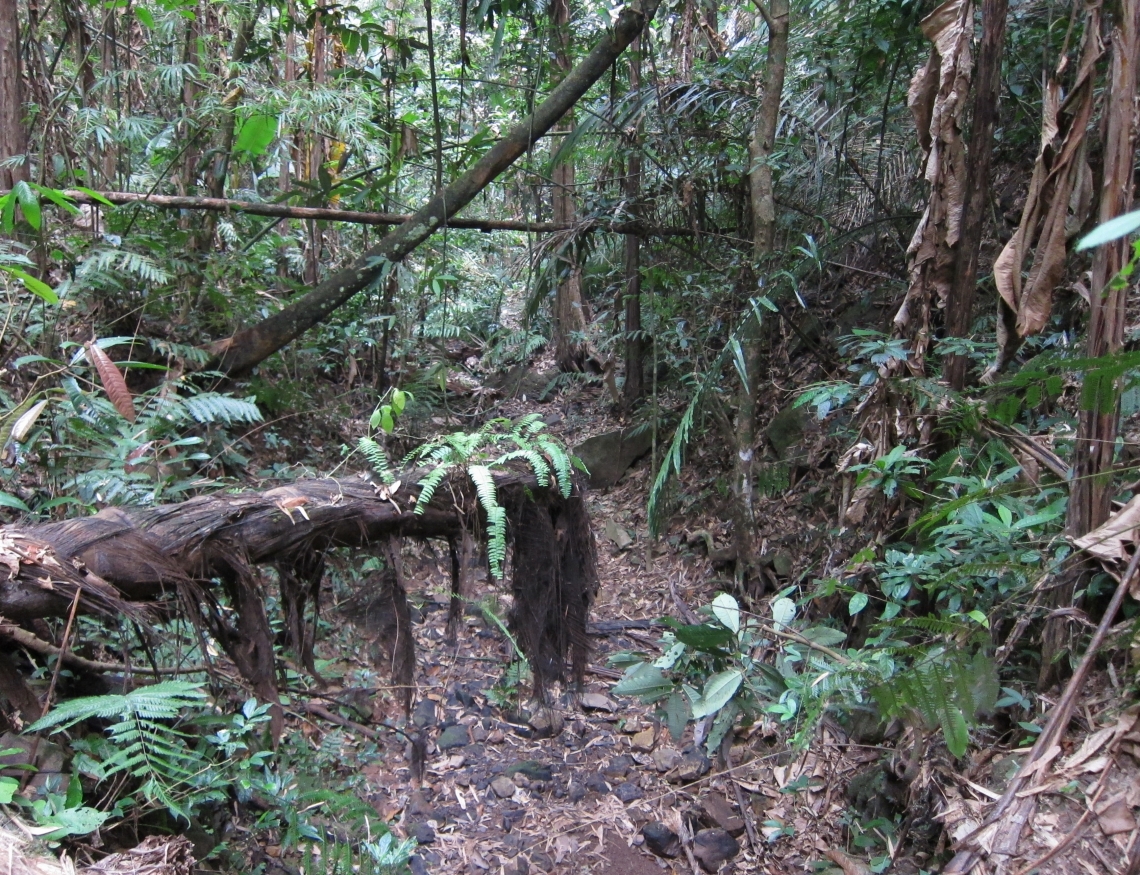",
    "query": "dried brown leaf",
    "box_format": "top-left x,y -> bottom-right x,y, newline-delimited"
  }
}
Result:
85,341 -> 135,423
